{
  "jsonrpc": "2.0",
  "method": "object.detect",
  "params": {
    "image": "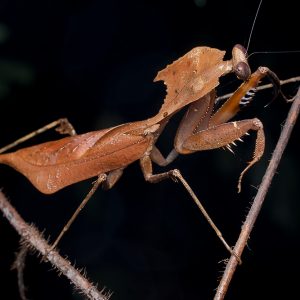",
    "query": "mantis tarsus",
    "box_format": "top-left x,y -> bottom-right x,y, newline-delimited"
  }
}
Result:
0,43 -> 282,259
